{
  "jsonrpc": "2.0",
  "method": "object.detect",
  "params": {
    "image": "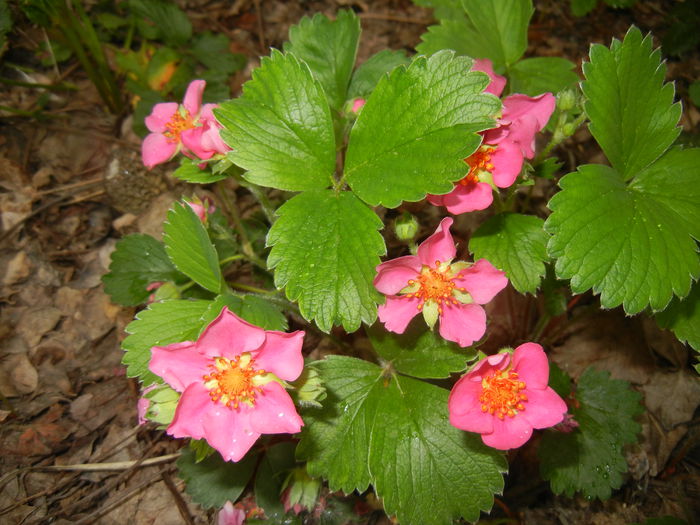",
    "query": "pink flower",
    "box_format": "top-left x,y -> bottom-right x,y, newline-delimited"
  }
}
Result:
472,58 -> 506,97
448,343 -> 567,450
428,78 -> 555,214
186,197 -> 216,223
373,217 -> 507,347
142,80 -> 230,169
218,502 -> 246,525
149,307 -> 305,462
